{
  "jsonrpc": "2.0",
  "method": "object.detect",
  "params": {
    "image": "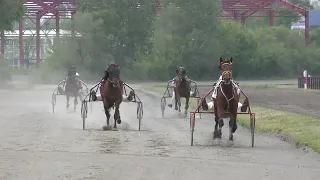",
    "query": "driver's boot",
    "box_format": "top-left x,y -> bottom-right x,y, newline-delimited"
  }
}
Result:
201,98 -> 209,110
127,91 -> 135,101
91,91 -> 97,101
